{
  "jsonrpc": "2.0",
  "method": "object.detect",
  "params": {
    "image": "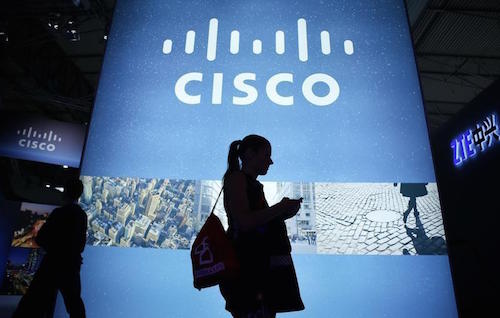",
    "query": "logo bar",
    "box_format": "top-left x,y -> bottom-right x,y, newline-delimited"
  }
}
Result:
344,40 -> 354,55
162,39 -> 172,54
320,31 -> 330,55
207,18 -> 218,61
230,30 -> 239,54
275,30 -> 285,54
185,30 -> 195,54
252,39 -> 262,55
297,18 -> 308,62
